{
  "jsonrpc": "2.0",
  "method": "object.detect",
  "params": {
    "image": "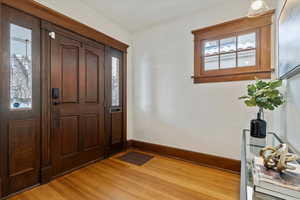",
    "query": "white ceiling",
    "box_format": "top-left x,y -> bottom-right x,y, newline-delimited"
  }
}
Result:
80,0 -> 239,33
